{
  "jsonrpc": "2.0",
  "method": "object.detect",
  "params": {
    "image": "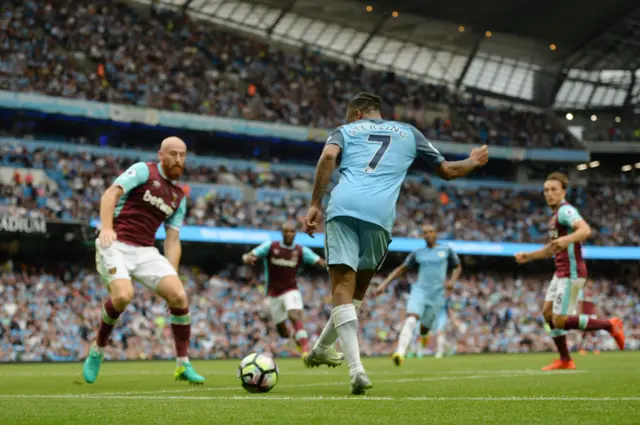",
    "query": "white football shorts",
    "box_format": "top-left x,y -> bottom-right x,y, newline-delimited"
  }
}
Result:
268,289 -> 304,324
95,239 -> 177,292
544,275 -> 586,316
